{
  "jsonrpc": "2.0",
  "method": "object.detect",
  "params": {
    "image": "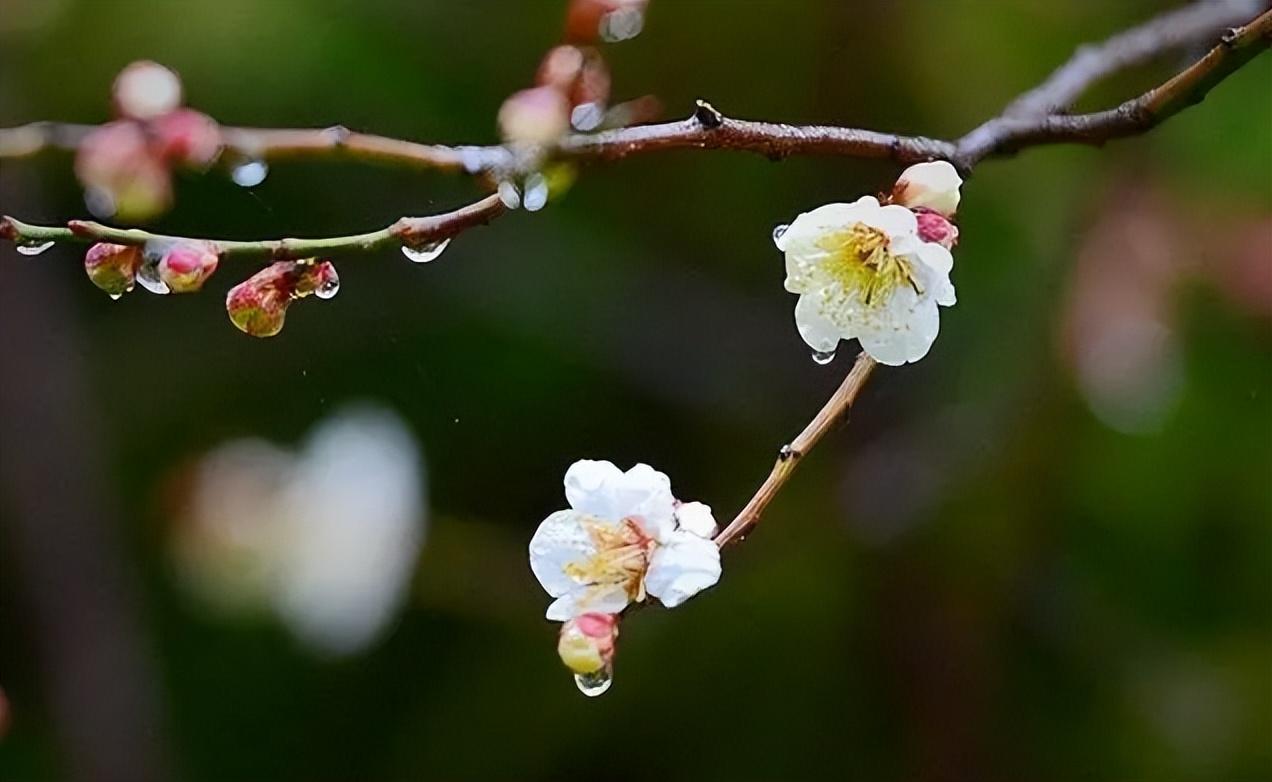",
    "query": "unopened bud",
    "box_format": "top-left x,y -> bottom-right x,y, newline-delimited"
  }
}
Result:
498,86 -> 571,145
152,109 -> 222,168
113,61 -> 183,121
157,241 -> 219,293
75,121 -> 173,223
891,160 -> 962,217
84,243 -> 142,297
556,612 -> 619,674
226,259 -> 338,337
915,209 -> 959,250
537,45 -> 585,90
